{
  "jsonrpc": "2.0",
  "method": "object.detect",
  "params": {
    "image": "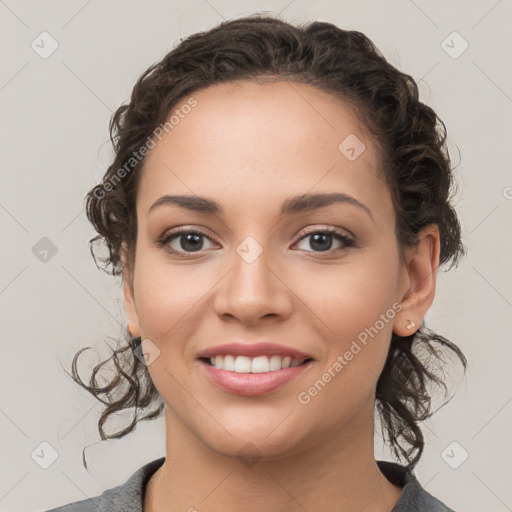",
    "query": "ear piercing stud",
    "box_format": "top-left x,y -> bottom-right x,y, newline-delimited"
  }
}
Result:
406,320 -> 416,330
